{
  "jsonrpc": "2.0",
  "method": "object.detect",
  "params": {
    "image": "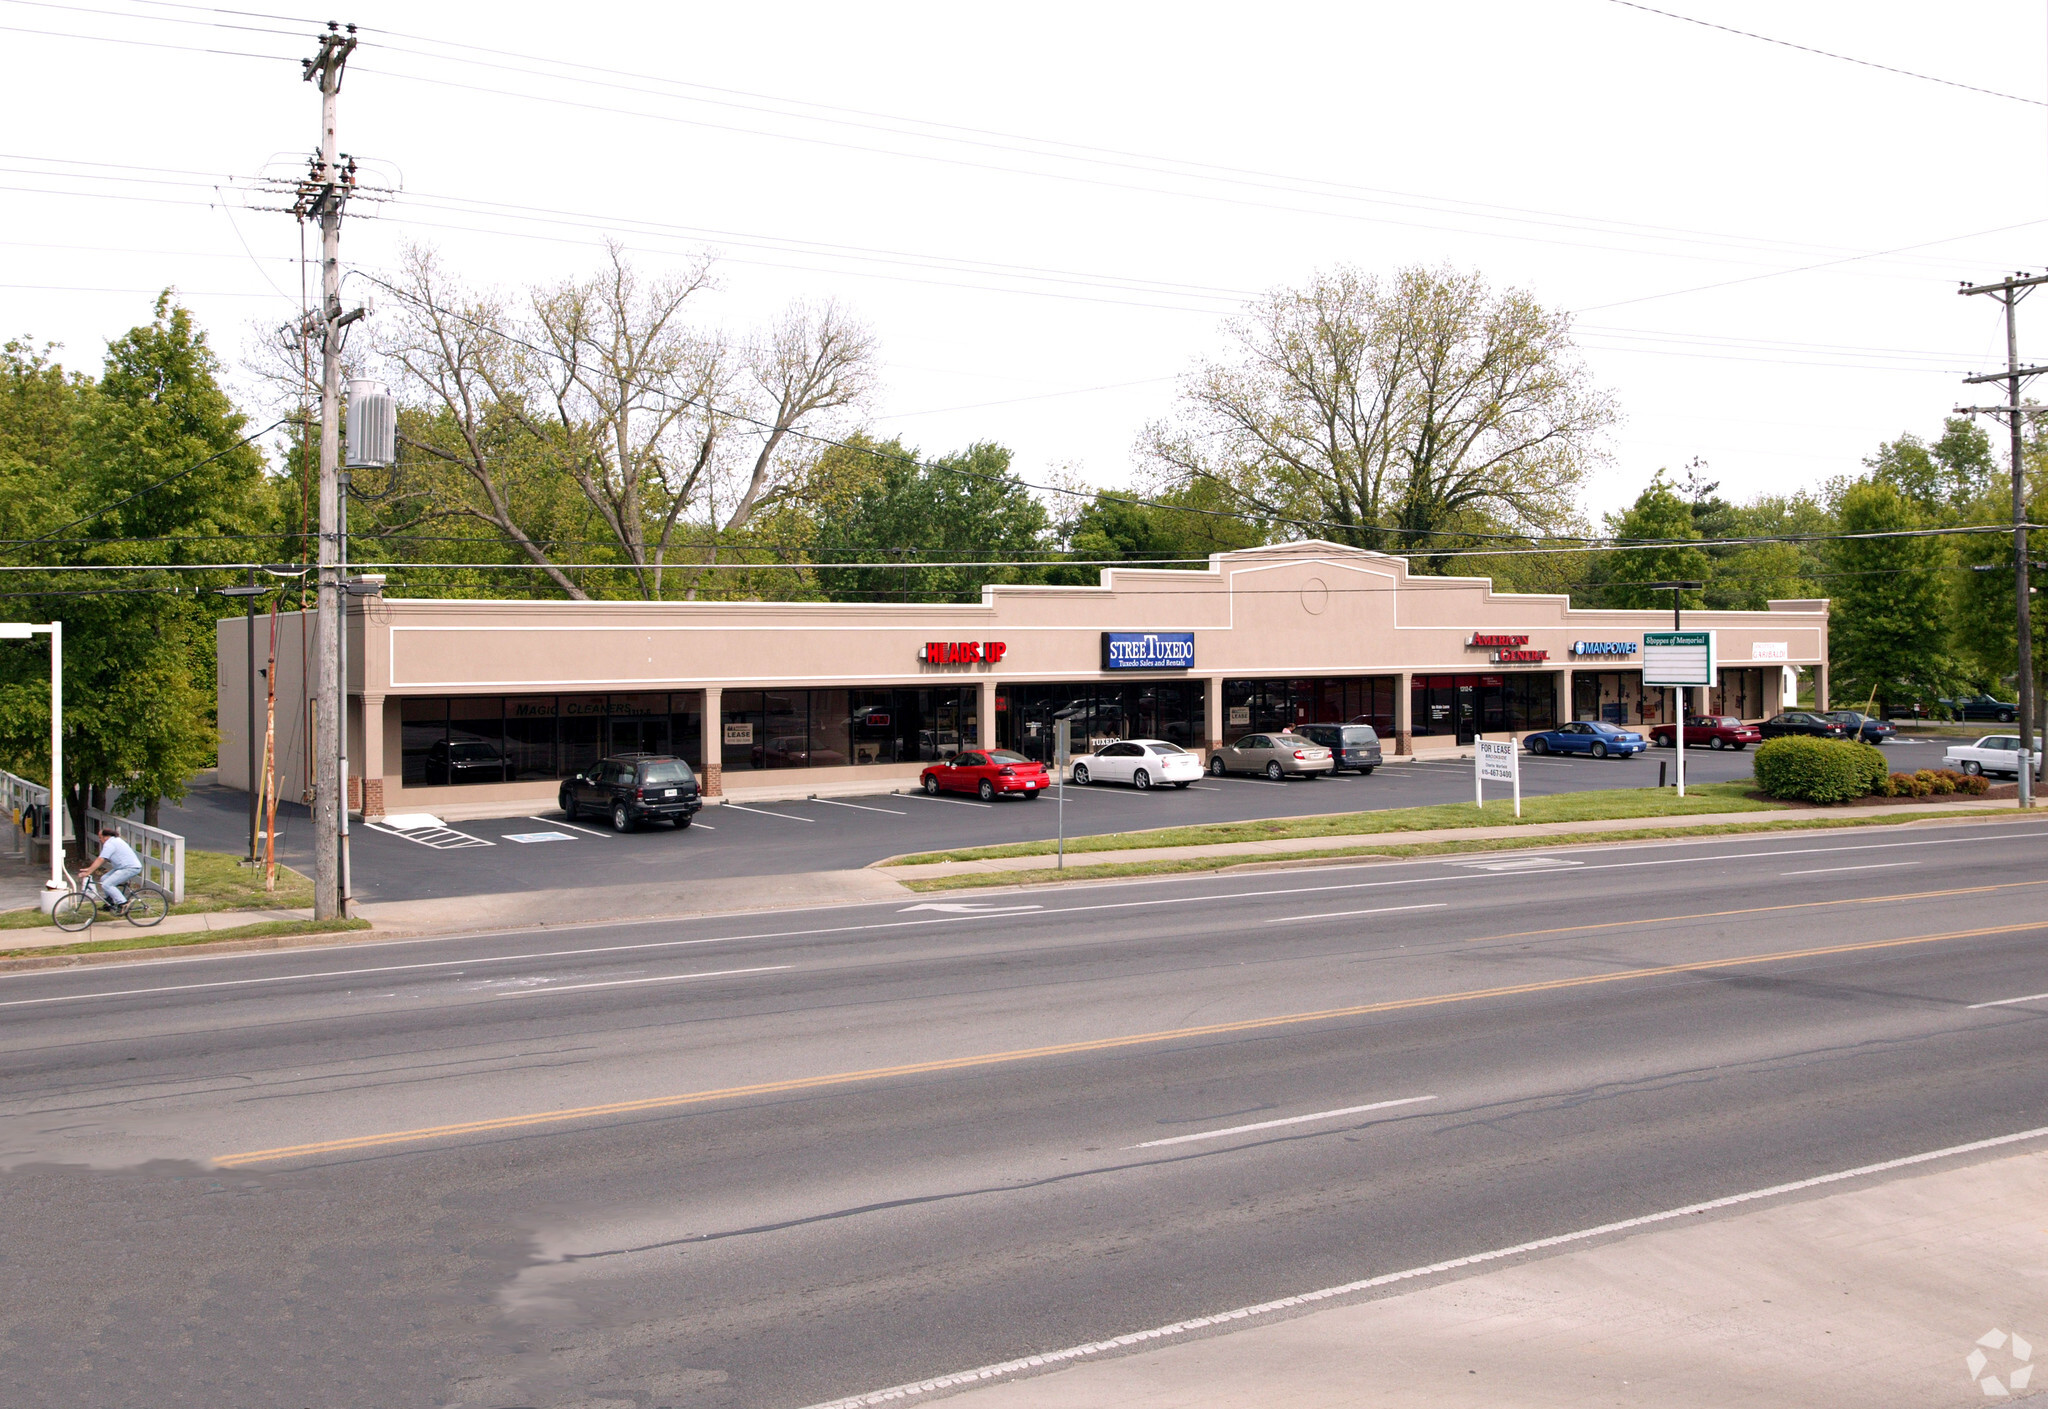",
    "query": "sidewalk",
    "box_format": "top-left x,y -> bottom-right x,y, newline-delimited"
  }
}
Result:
0,904 -> 315,952
879,799 -> 2020,883
928,1146 -> 2048,1409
